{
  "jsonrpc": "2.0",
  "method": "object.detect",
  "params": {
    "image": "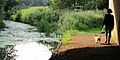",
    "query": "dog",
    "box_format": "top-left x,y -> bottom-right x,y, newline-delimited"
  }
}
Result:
94,35 -> 101,43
